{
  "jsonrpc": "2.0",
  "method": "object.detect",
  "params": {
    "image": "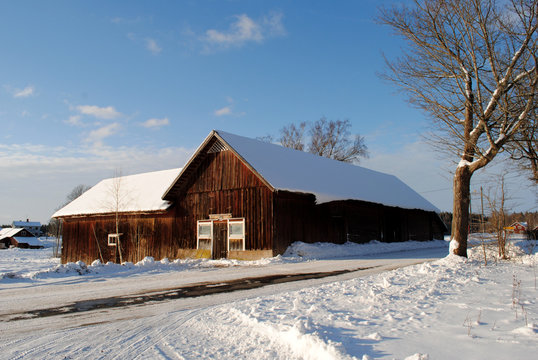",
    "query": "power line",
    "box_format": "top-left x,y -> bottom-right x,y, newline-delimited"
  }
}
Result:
420,187 -> 452,194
